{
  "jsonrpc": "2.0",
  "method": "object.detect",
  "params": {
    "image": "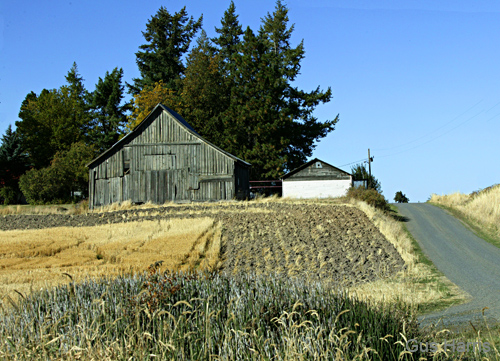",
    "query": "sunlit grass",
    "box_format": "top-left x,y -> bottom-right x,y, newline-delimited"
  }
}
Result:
430,184 -> 500,244
0,218 -> 220,299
